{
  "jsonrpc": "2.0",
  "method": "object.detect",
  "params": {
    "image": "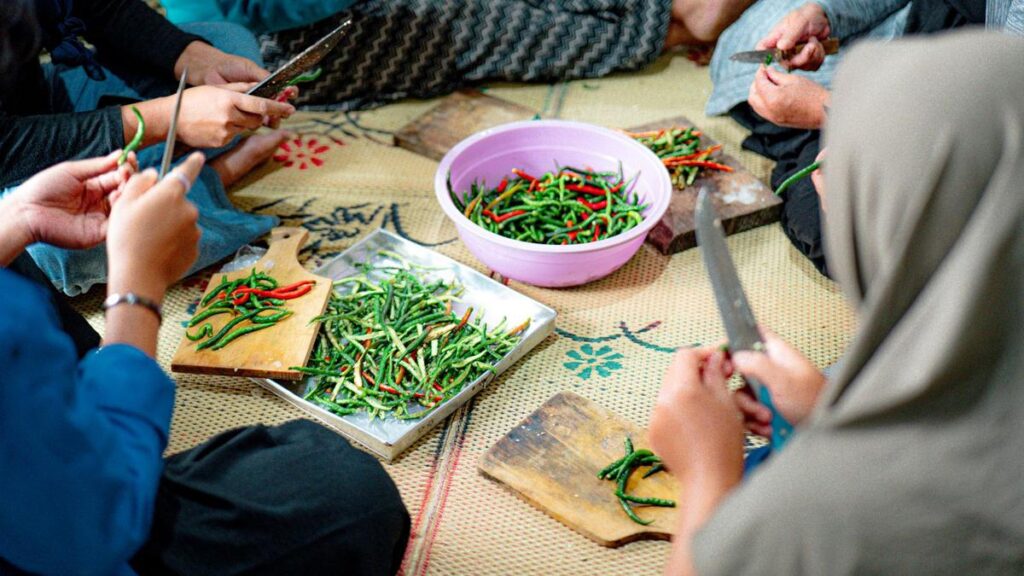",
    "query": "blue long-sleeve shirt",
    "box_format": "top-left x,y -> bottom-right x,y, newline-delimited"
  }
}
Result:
0,269 -> 174,576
